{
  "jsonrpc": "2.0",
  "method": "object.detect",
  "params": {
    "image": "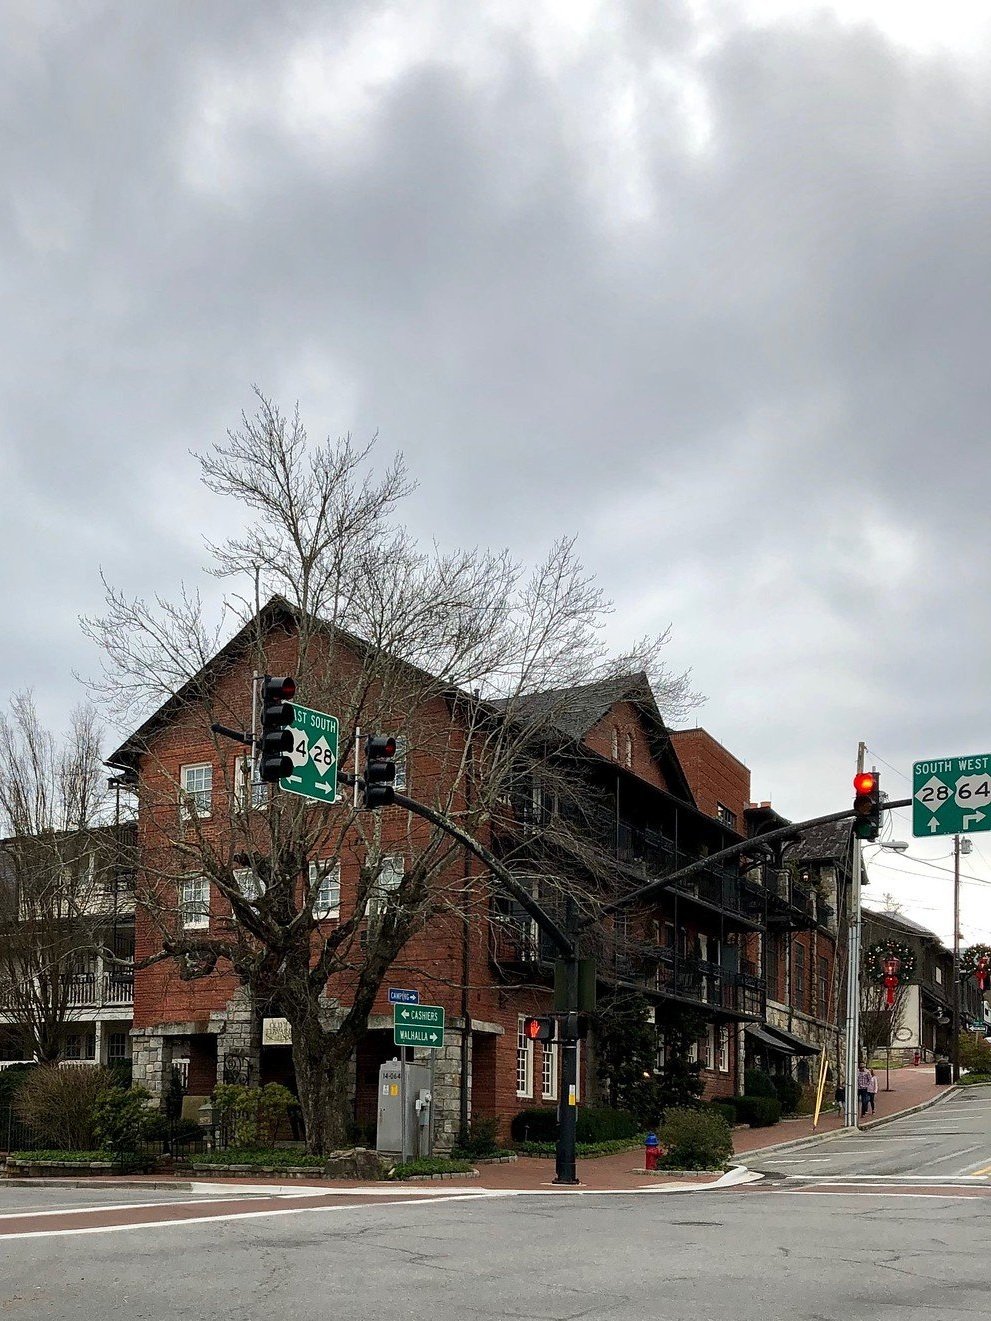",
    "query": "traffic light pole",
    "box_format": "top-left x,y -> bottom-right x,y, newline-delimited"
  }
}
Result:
843,742 -> 867,1129
554,904 -> 580,1186
953,834 -> 962,1084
